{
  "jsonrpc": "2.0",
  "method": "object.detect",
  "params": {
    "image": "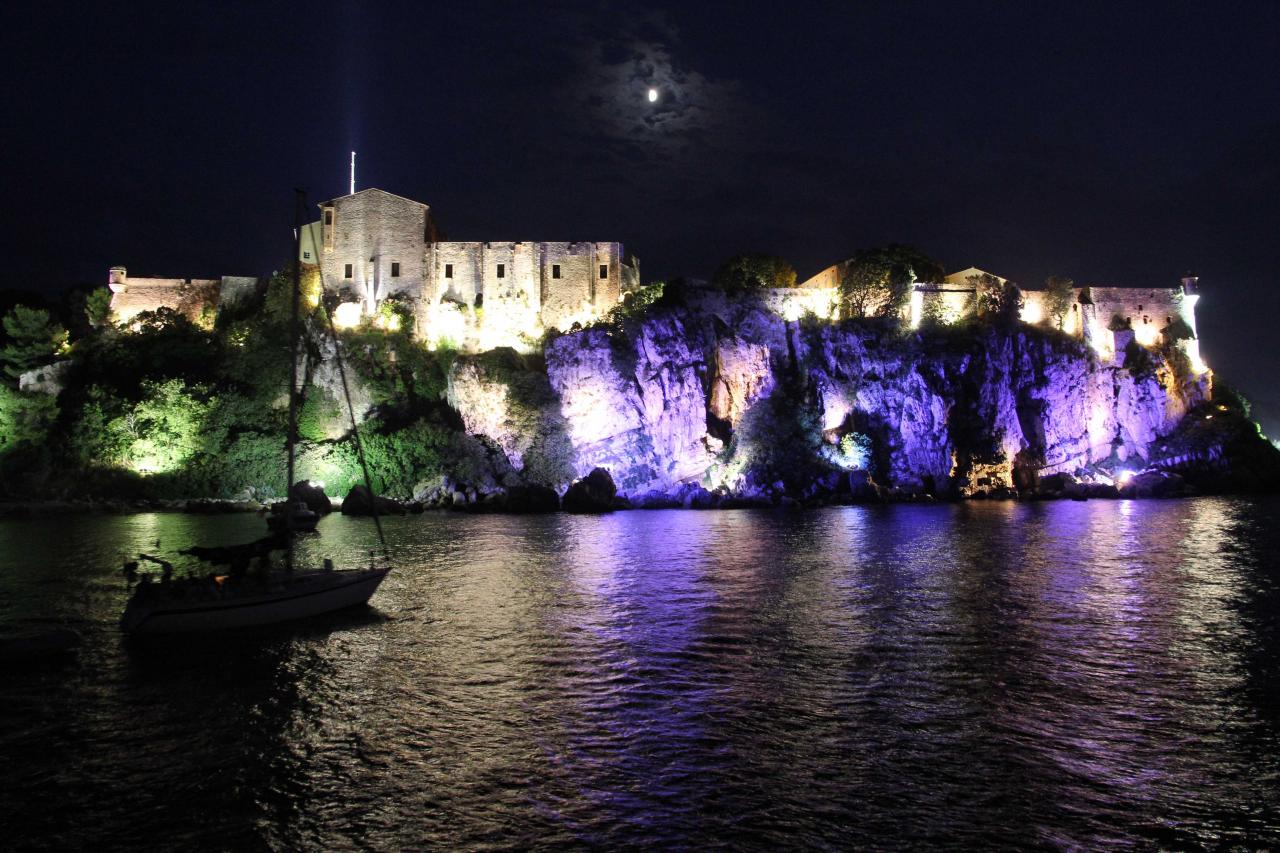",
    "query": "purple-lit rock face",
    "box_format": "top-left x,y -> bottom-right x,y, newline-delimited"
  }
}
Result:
546,323 -> 712,493
446,293 -> 1208,499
